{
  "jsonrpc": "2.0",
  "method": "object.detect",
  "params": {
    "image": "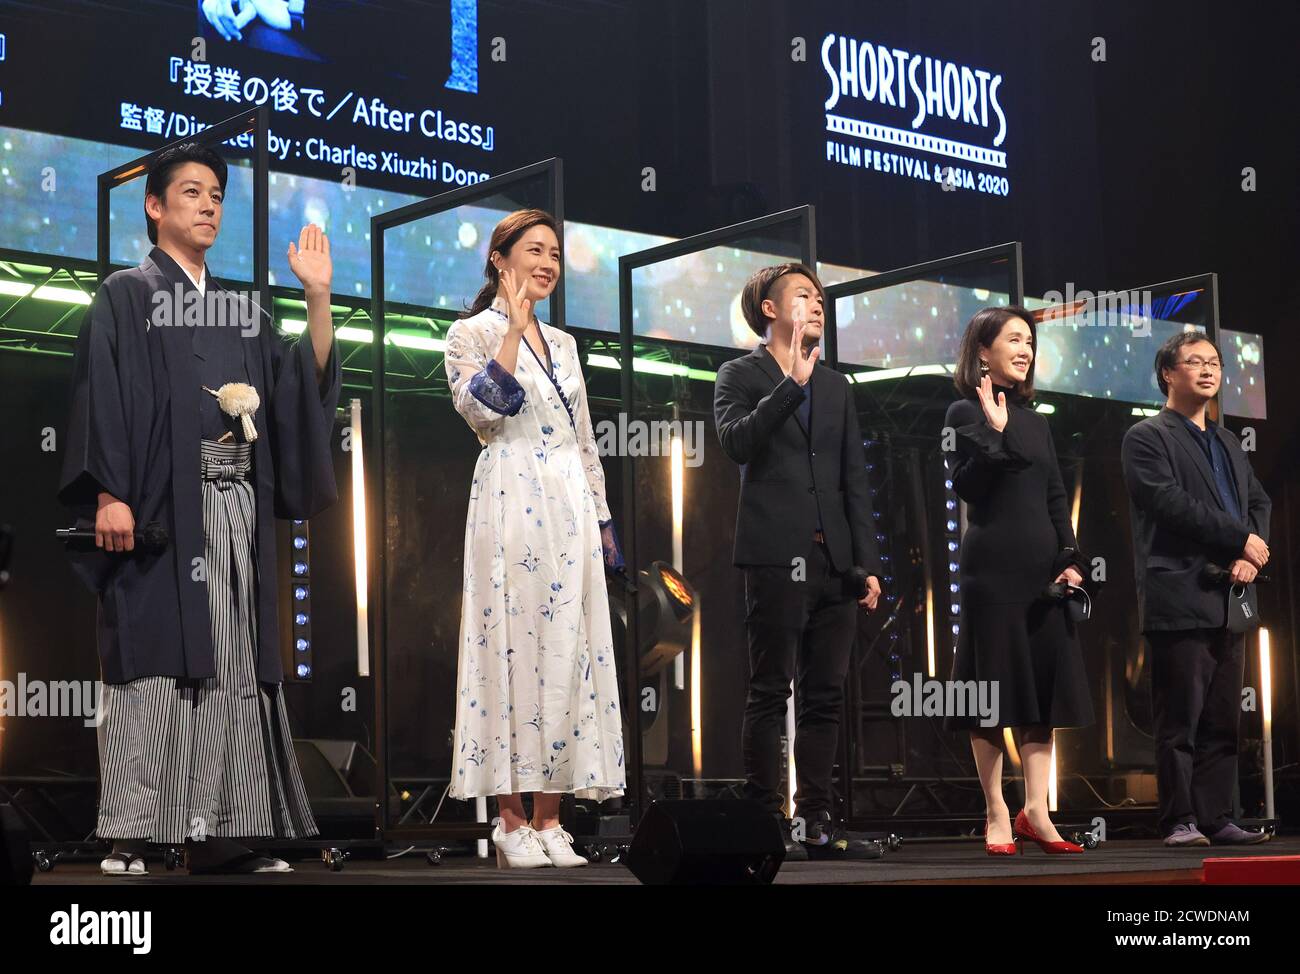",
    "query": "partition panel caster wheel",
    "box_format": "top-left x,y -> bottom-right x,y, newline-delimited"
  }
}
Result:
33,850 -> 54,873
164,847 -> 182,871
323,847 -> 348,872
